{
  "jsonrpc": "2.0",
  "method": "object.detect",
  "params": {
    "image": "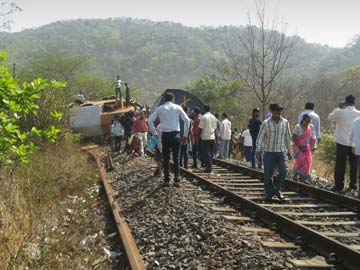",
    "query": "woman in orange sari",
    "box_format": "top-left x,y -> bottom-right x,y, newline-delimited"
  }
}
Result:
292,114 -> 316,180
